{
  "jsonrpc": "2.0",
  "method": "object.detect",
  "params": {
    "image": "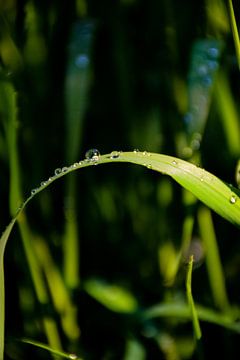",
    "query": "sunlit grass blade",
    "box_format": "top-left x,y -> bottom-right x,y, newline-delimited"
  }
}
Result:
227,0 -> 240,69
20,338 -> 81,359
198,206 -> 229,311
186,255 -> 202,339
1,151 -> 240,357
